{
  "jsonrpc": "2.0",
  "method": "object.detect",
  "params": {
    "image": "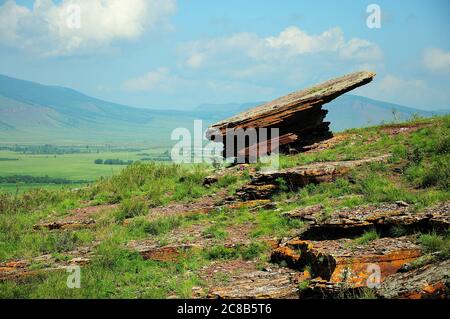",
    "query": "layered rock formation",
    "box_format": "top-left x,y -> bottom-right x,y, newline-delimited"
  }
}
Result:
205,268 -> 300,299
0,246 -> 94,281
378,259 -> 450,299
286,201 -> 450,240
206,71 -> 376,160
272,237 -> 422,286
270,201 -> 450,298
236,155 -> 390,200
